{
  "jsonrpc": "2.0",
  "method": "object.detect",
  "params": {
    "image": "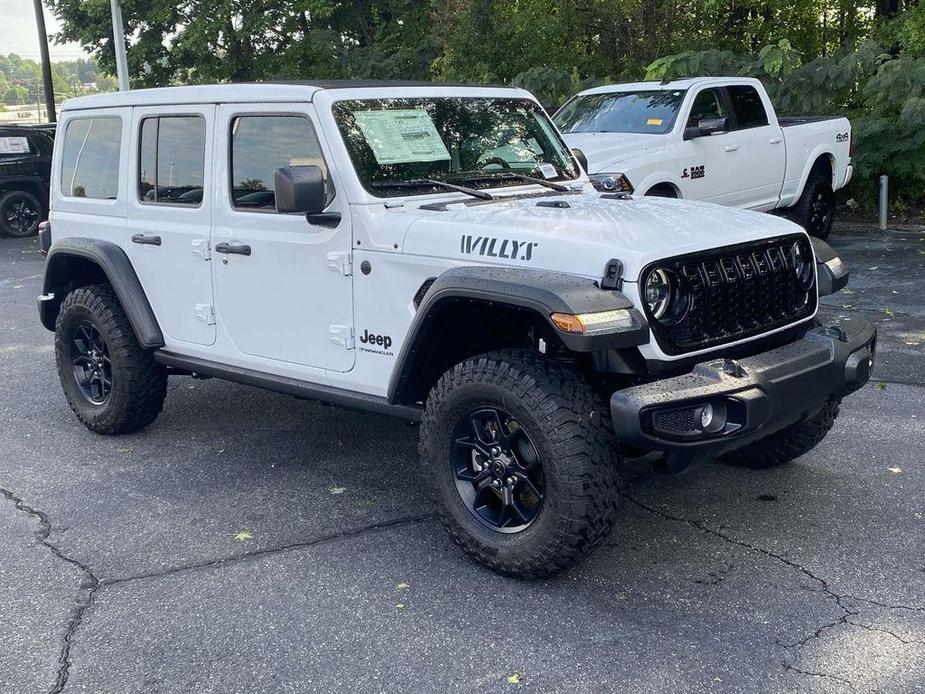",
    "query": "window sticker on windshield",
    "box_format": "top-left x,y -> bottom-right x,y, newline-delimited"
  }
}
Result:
538,163 -> 557,179
646,118 -> 663,126
352,109 -> 451,165
0,136 -> 30,154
